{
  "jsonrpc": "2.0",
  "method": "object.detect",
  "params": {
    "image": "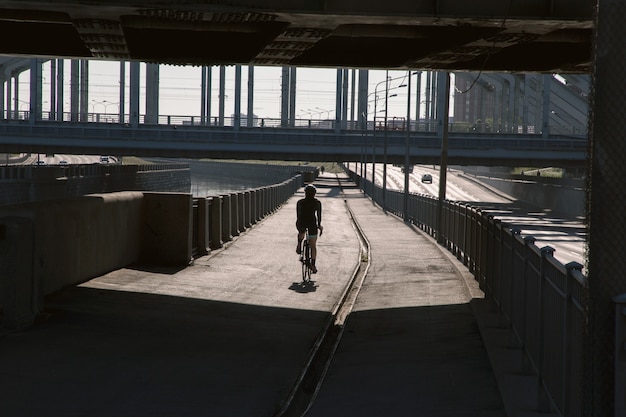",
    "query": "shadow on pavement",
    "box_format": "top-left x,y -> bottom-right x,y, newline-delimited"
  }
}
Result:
0,285 -> 329,417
